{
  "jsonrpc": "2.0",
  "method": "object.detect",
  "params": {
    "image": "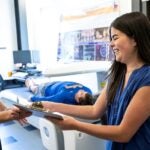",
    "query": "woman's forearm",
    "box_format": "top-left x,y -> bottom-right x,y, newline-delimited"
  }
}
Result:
44,102 -> 99,119
75,121 -> 128,143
